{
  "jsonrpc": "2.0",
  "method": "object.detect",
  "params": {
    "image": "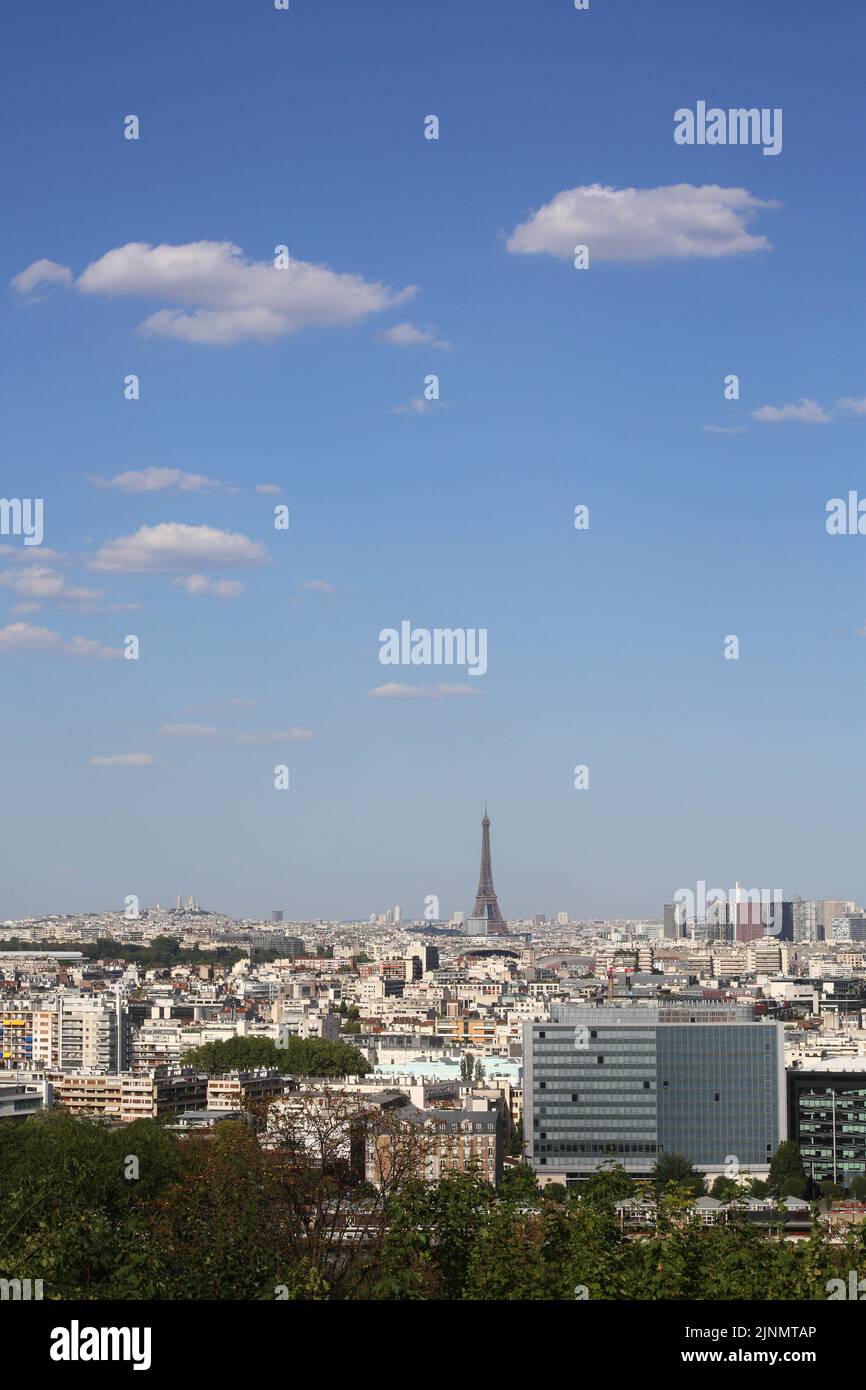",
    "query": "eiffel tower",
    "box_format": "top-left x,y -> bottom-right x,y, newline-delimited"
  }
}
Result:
472,806 -> 507,930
